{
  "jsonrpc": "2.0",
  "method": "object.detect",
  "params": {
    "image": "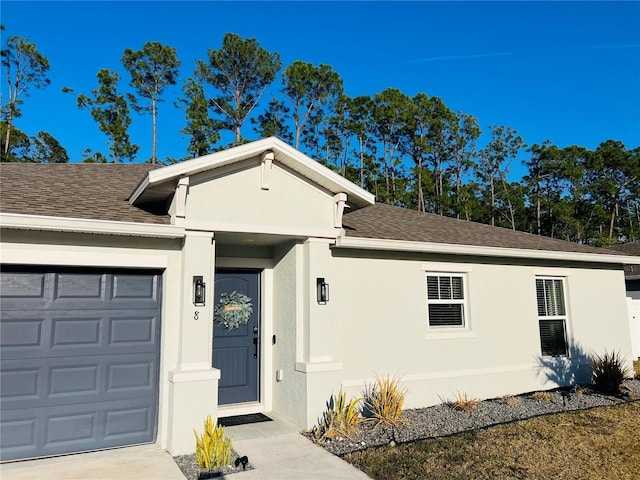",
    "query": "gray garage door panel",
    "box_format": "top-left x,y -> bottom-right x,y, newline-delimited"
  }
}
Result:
0,269 -> 161,461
